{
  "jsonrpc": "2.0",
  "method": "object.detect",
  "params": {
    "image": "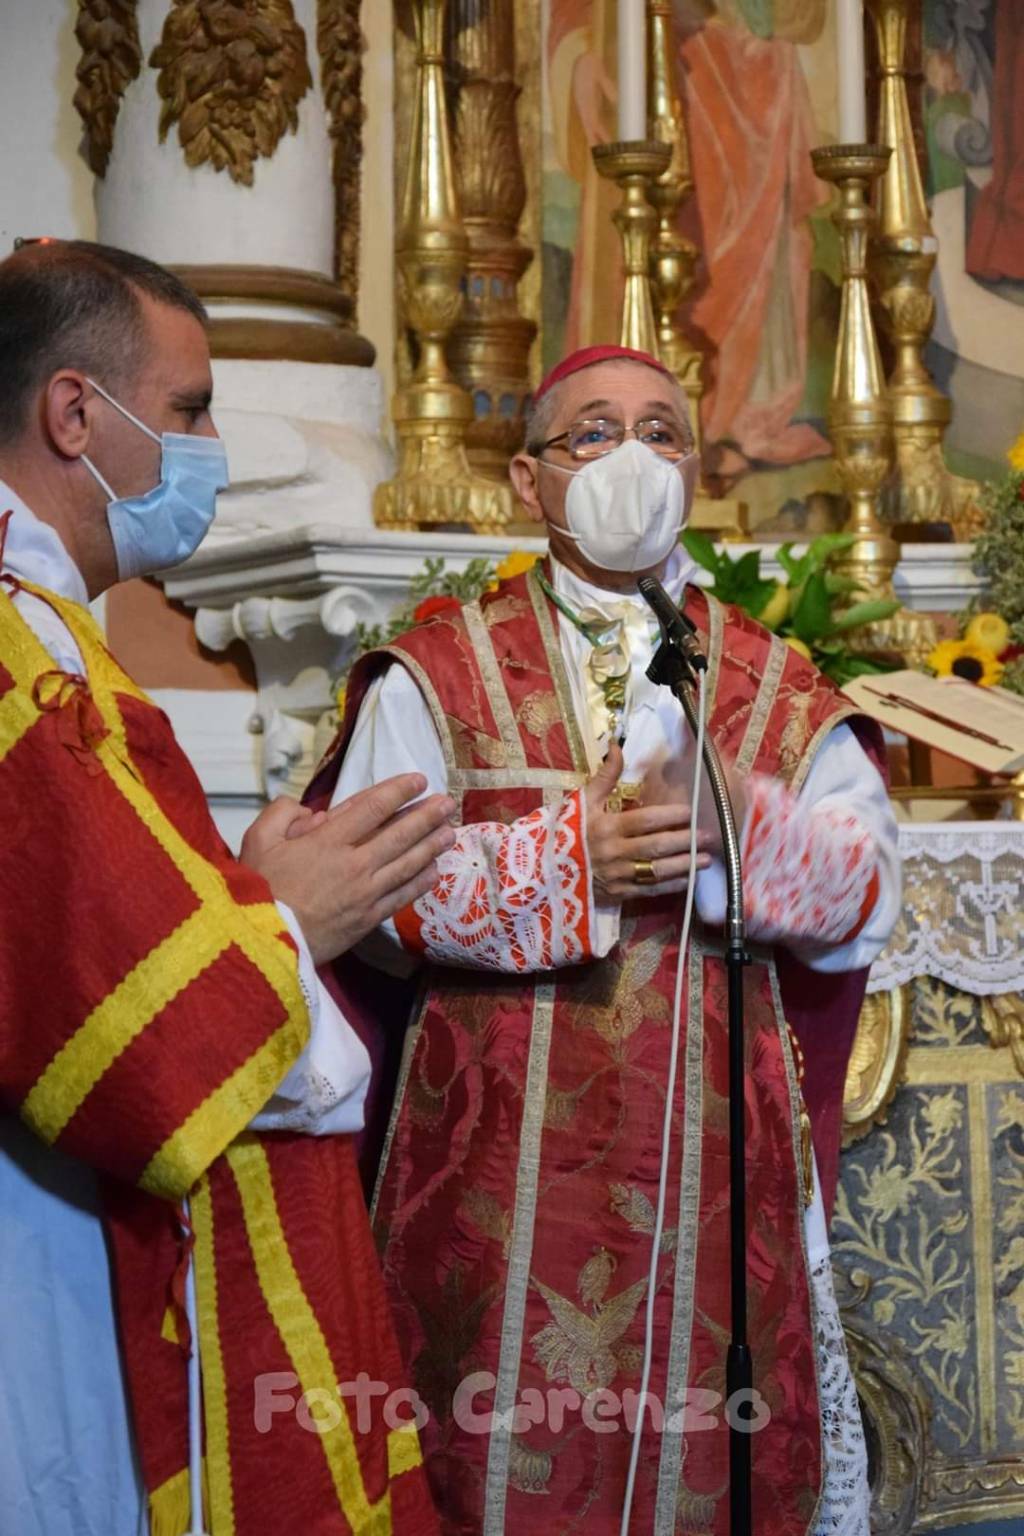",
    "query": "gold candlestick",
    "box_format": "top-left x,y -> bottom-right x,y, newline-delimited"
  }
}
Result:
592,139 -> 670,356
866,0 -> 959,533
646,0 -> 703,447
445,0 -> 536,480
374,0 -> 515,533
812,145 -> 899,603
813,143 -> 939,662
